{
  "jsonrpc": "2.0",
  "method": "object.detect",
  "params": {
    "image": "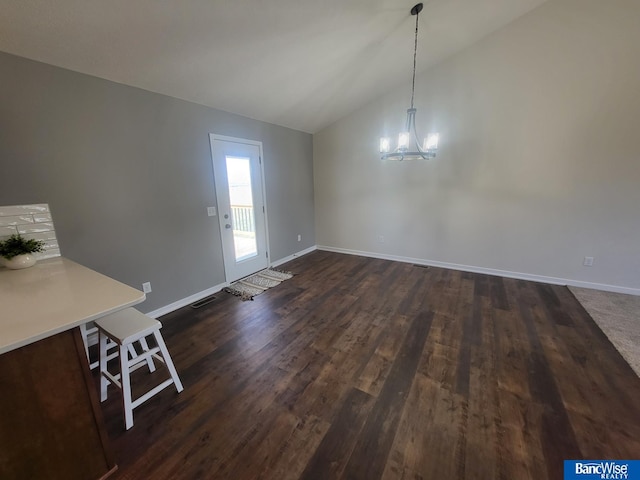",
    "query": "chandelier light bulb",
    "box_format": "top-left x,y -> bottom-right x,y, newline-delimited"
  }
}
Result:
424,133 -> 439,151
379,137 -> 391,154
398,132 -> 410,150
